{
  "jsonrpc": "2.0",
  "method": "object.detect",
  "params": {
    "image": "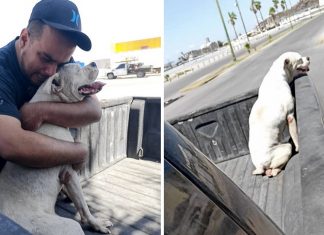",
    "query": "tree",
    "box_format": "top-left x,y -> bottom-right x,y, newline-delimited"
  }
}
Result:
273,0 -> 279,10
281,0 -> 293,28
254,1 -> 264,22
269,7 -> 276,25
228,12 -> 239,39
250,0 -> 261,31
281,0 -> 286,11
